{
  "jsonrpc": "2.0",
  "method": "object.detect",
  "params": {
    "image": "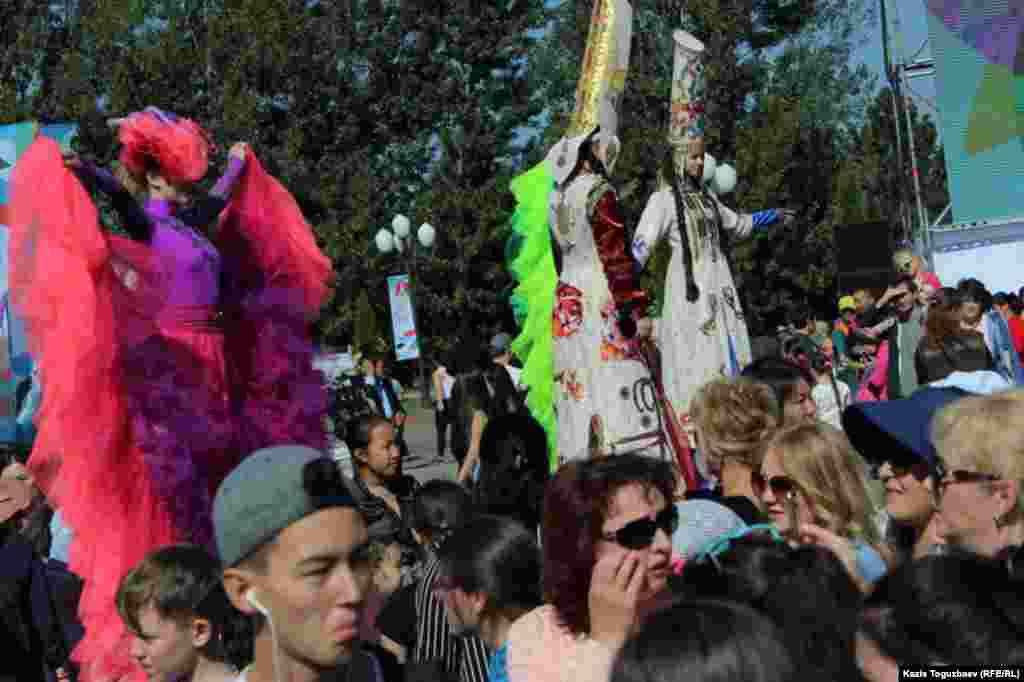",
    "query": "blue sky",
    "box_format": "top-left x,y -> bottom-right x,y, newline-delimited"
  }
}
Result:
853,0 -> 939,114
